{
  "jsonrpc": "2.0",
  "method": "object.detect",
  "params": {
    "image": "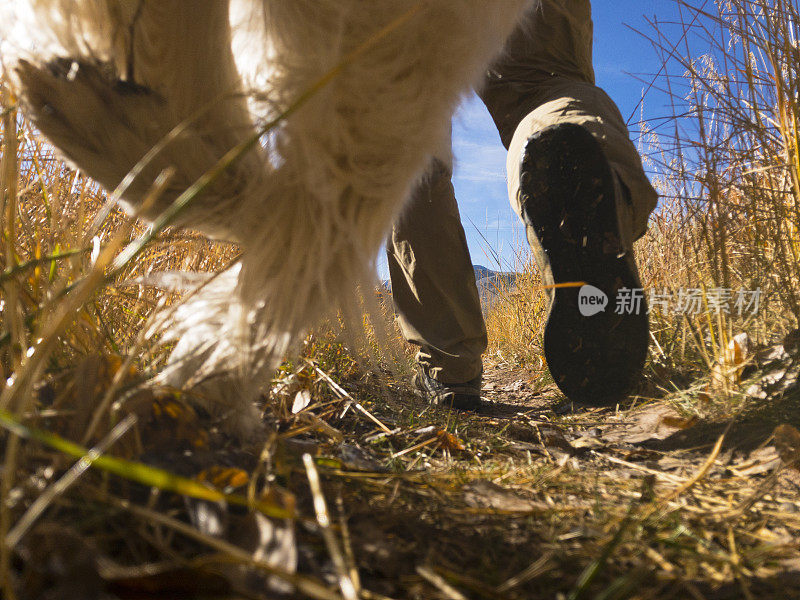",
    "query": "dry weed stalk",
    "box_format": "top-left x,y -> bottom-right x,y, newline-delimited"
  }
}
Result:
640,0 -> 800,355
483,0 -> 800,415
